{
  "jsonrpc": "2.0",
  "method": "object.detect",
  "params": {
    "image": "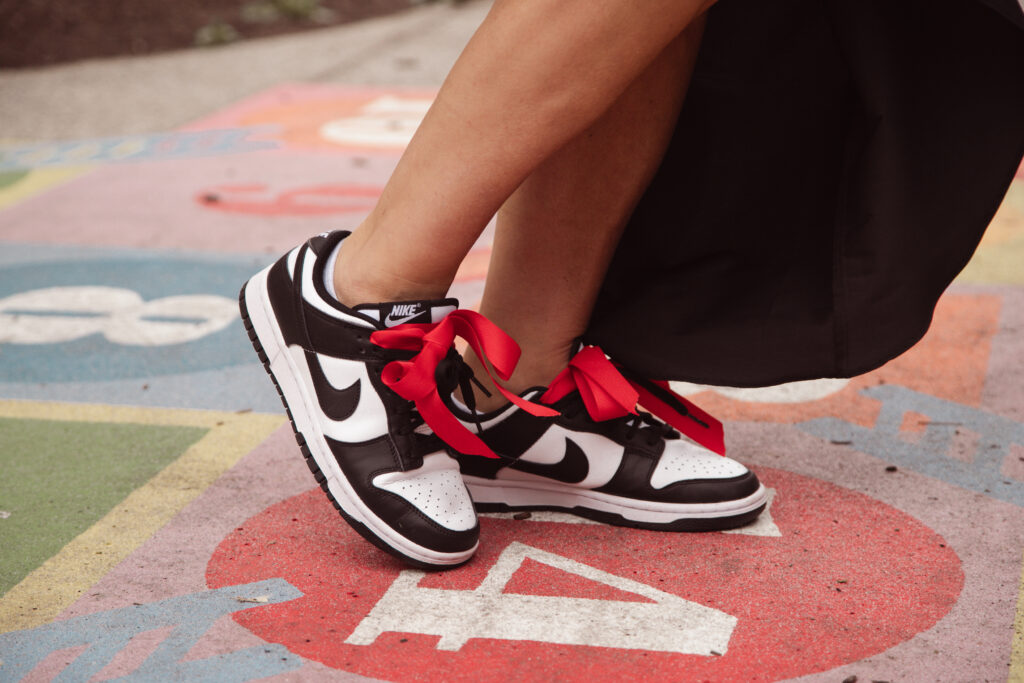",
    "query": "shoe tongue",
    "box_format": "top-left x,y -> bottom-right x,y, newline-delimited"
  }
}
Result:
568,337 -> 587,361
354,298 -> 459,328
